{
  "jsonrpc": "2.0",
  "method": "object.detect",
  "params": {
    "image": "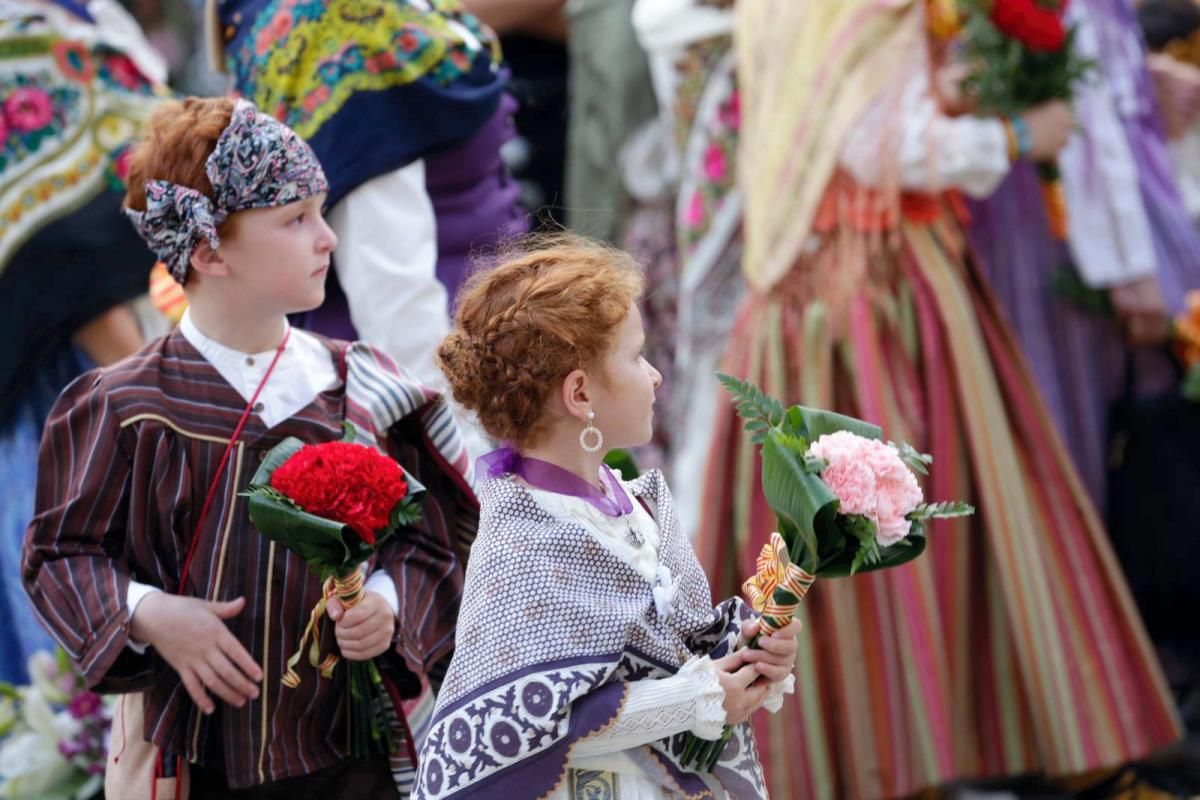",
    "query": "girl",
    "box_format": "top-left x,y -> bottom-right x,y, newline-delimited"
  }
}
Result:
414,234 -> 799,799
